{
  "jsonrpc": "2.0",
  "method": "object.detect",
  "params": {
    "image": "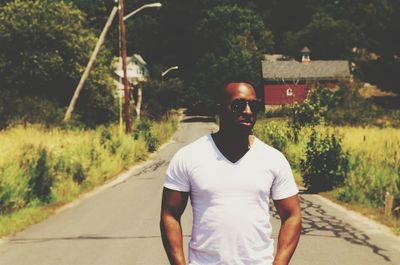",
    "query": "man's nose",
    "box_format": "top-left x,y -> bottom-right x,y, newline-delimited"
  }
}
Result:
243,102 -> 252,115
